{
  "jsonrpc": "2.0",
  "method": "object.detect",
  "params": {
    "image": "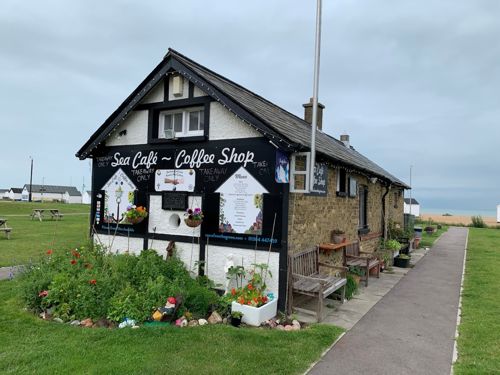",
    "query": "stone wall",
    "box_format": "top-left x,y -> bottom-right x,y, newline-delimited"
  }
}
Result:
288,165 -> 405,260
